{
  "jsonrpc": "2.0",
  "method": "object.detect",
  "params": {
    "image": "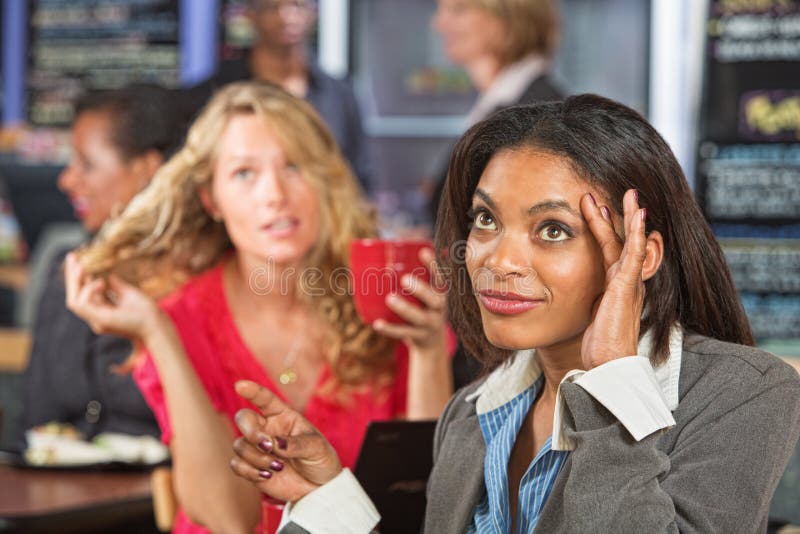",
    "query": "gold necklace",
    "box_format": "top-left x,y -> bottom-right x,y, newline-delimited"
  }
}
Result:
278,336 -> 303,386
